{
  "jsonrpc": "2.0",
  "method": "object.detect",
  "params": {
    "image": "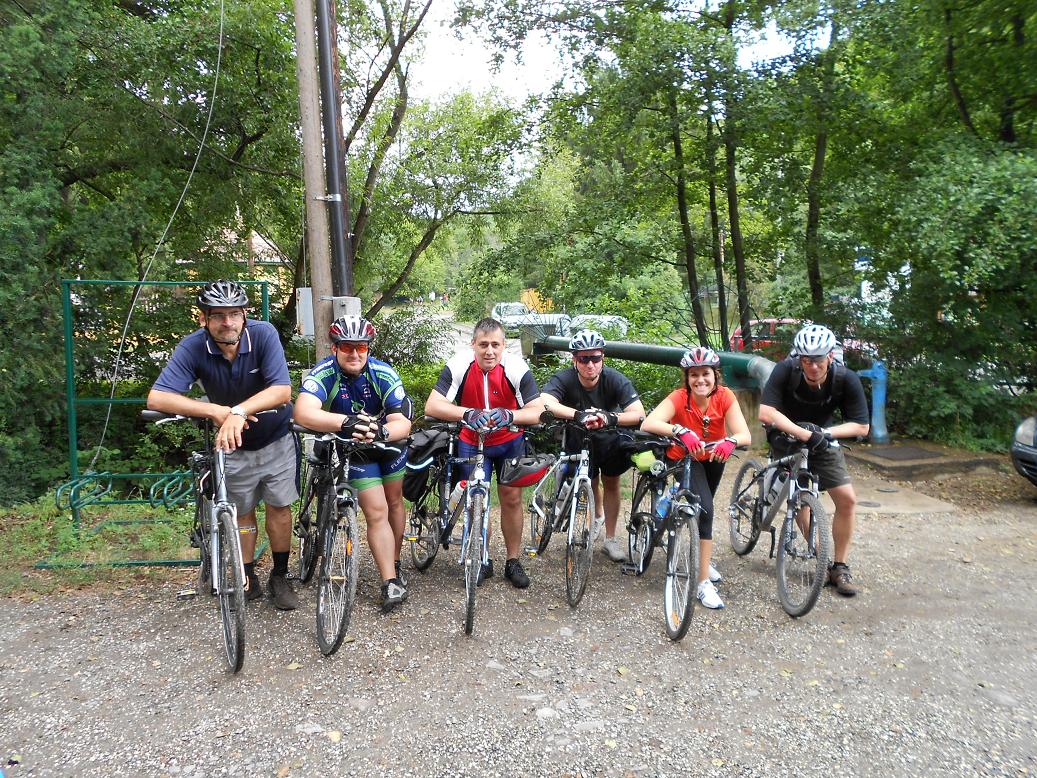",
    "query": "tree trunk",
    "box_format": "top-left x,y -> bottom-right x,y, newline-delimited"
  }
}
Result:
366,216 -> 451,319
944,7 -> 977,136
668,89 -> 710,345
705,97 -> 729,348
